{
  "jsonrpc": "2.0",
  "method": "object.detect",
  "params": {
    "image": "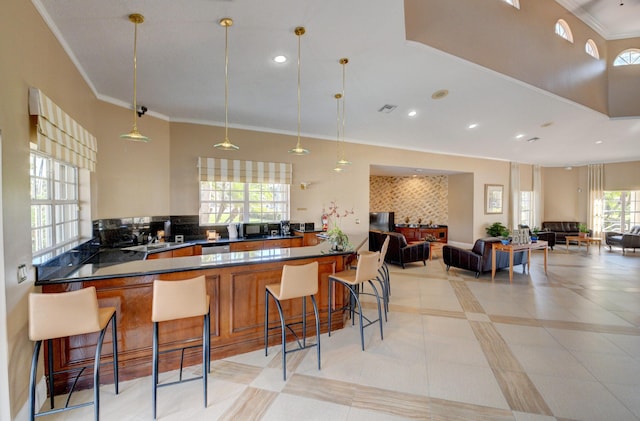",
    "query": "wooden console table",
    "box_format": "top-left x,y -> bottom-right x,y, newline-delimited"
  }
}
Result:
491,240 -> 548,282
565,235 -> 601,253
